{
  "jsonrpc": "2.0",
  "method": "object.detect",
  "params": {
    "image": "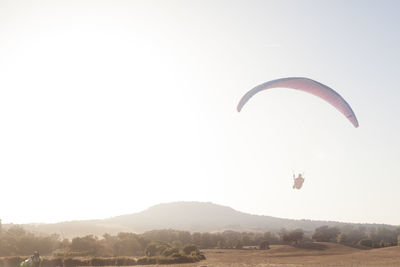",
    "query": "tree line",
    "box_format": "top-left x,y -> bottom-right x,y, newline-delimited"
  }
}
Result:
1,219 -> 400,258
